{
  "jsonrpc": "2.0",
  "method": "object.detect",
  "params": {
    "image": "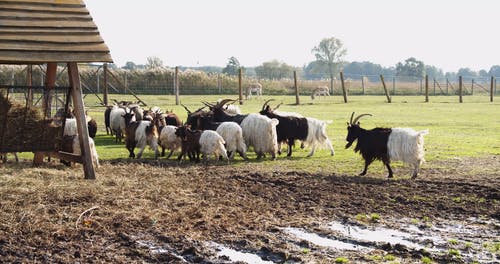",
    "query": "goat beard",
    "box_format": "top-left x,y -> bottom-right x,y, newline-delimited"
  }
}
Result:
345,141 -> 354,149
